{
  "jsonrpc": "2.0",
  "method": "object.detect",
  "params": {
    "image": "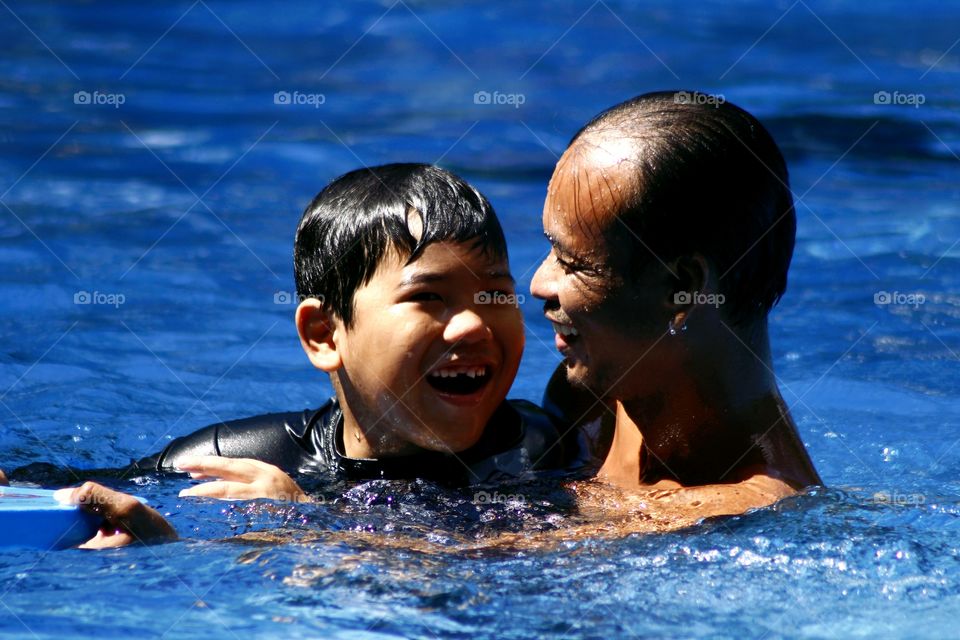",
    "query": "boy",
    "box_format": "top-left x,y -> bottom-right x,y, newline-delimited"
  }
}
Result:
157,163 -> 566,499
17,164 -> 567,535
